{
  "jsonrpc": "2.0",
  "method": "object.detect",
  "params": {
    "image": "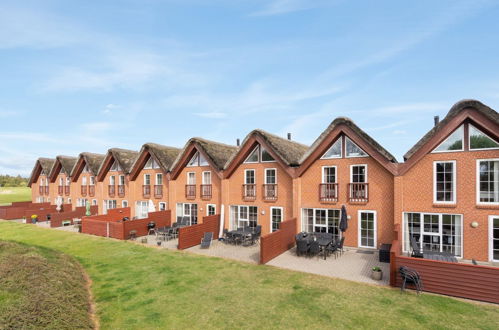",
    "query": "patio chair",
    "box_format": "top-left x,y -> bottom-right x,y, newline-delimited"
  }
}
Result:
410,236 -> 424,258
200,232 -> 213,249
296,239 -> 309,256
181,216 -> 190,226
252,225 -> 262,244
309,240 -> 320,258
337,237 -> 345,256
399,266 -> 423,294
325,242 -> 338,259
